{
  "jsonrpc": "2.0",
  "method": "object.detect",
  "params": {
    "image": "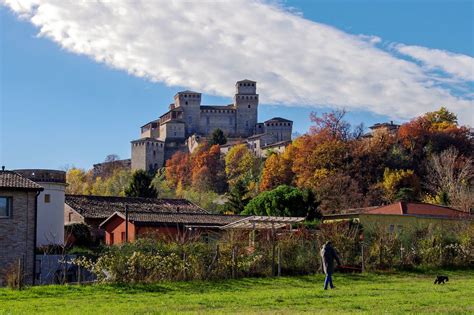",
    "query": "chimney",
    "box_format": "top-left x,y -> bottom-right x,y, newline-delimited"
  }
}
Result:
1,166 -> 4,171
